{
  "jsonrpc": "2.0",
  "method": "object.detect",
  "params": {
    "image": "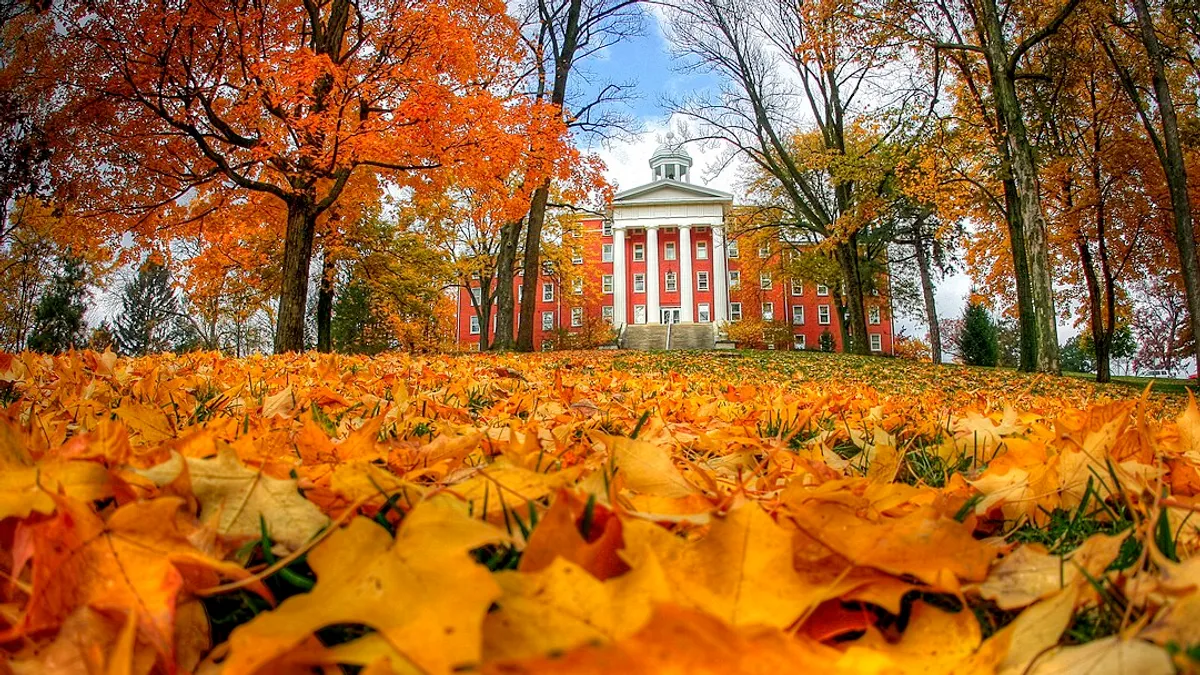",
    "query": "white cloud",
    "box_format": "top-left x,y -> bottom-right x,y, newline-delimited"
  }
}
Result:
590,115 -> 741,195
